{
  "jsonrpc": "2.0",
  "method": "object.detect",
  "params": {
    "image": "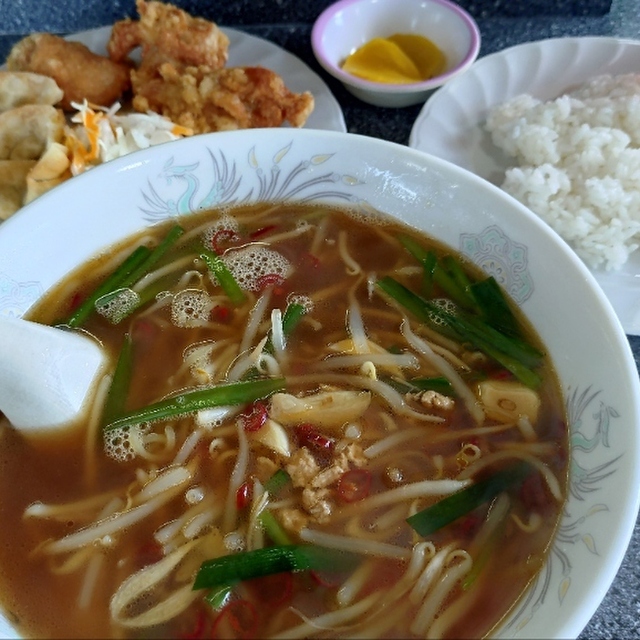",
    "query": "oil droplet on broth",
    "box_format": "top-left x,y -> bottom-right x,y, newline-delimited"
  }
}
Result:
342,33 -> 447,84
